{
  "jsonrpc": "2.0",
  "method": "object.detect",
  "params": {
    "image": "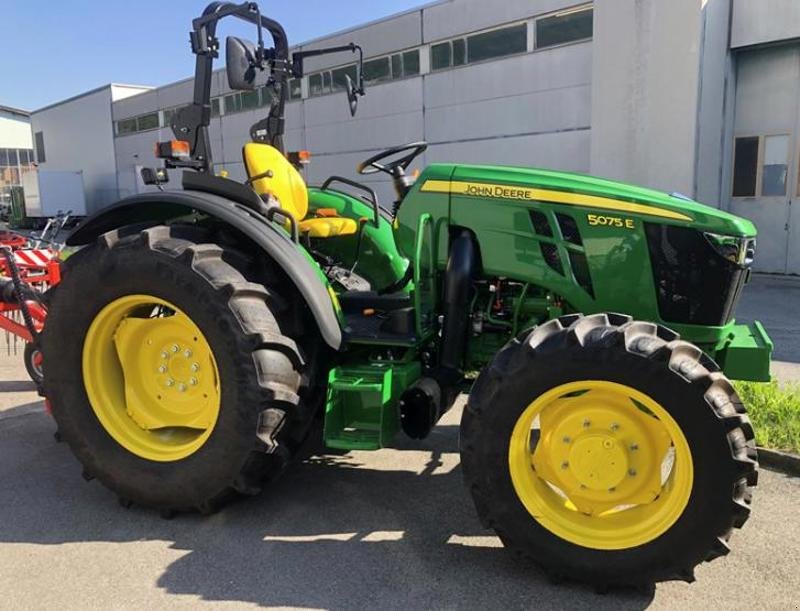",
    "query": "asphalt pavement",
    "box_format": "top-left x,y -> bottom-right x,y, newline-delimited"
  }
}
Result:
0,274 -> 798,609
